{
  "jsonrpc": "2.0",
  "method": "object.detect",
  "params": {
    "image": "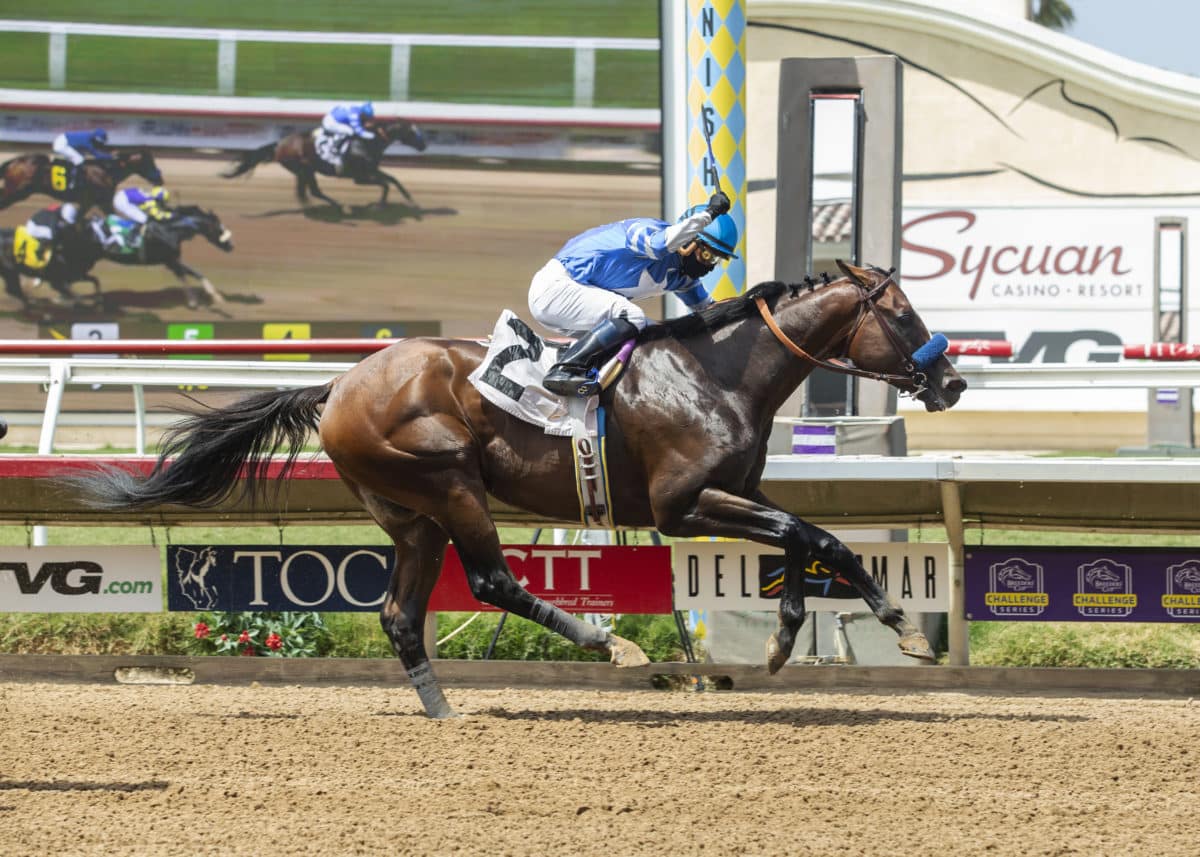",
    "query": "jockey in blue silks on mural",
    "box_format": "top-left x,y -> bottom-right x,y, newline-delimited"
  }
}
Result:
529,190 -> 738,397
321,102 -> 375,149
51,128 -> 114,166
